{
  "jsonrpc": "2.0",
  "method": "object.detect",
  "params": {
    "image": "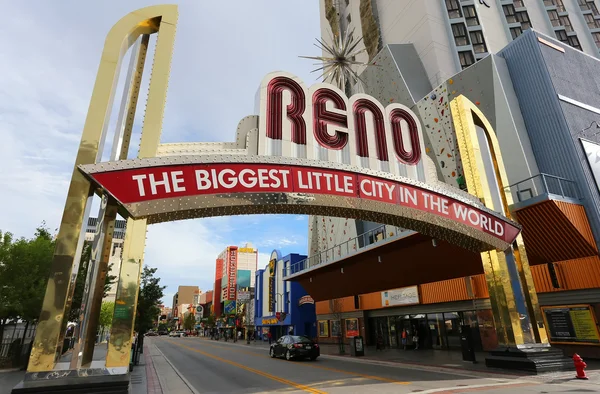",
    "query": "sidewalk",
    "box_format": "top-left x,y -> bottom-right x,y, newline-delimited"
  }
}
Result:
133,337 -> 198,394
